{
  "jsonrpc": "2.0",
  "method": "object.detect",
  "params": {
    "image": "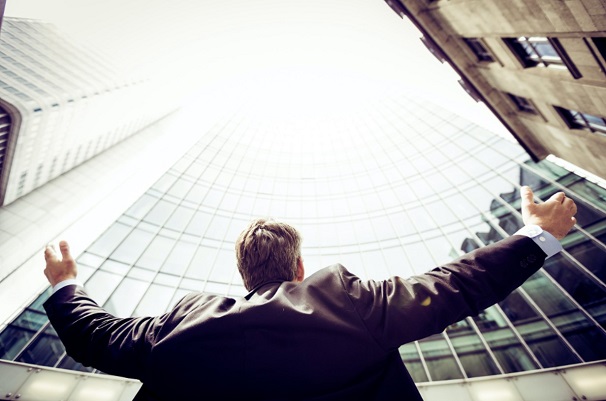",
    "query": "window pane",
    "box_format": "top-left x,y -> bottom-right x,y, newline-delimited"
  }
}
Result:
104,277 -> 150,317
399,343 -> 428,382
0,325 -> 37,360
137,235 -> 176,271
564,230 -> 606,284
161,241 -> 197,276
165,206 -> 195,232
185,211 -> 212,236
446,320 -> 501,377
85,270 -> 123,305
543,253 -> 606,327
134,284 -> 175,316
125,194 -> 158,219
499,290 -> 579,367
87,223 -> 131,257
418,334 -> 464,381
472,306 -> 538,373
145,199 -> 177,226
17,325 -> 63,367
522,272 -> 606,361
534,41 -> 559,58
111,227 -> 155,265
